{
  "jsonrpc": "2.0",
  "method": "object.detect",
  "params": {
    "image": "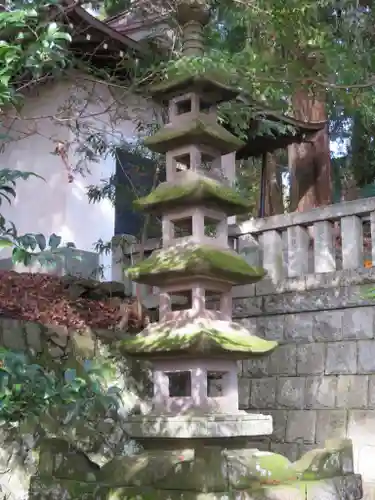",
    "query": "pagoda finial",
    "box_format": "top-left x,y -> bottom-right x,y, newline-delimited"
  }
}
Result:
176,0 -> 210,57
